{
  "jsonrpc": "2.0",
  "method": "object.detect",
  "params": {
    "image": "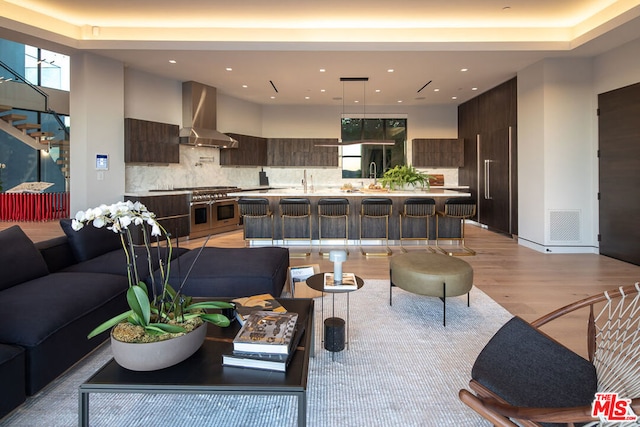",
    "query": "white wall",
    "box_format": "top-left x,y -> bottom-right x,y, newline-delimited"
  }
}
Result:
69,52 -> 125,213
517,58 -> 596,253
